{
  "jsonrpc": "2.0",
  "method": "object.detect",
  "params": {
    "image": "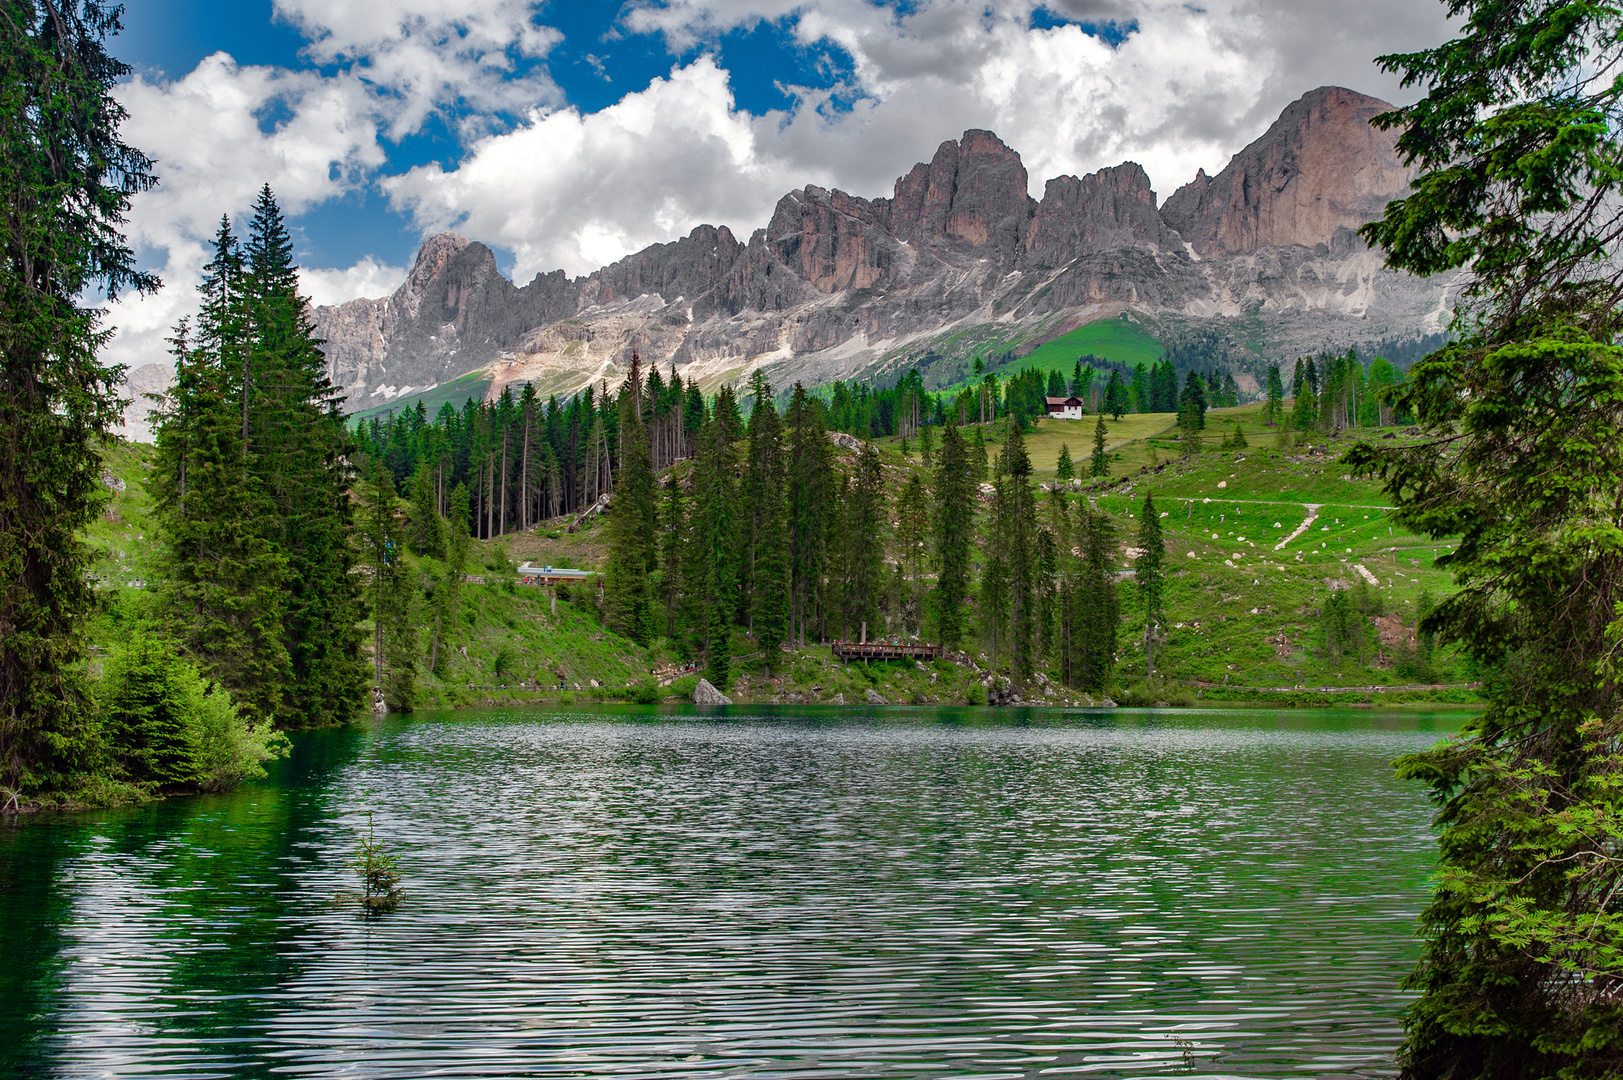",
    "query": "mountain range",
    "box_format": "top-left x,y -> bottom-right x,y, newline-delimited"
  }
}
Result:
135,85 -> 1462,432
